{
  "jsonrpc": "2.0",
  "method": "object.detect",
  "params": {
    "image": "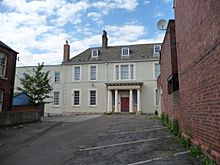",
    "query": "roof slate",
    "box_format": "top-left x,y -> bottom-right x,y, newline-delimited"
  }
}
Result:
64,43 -> 161,65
